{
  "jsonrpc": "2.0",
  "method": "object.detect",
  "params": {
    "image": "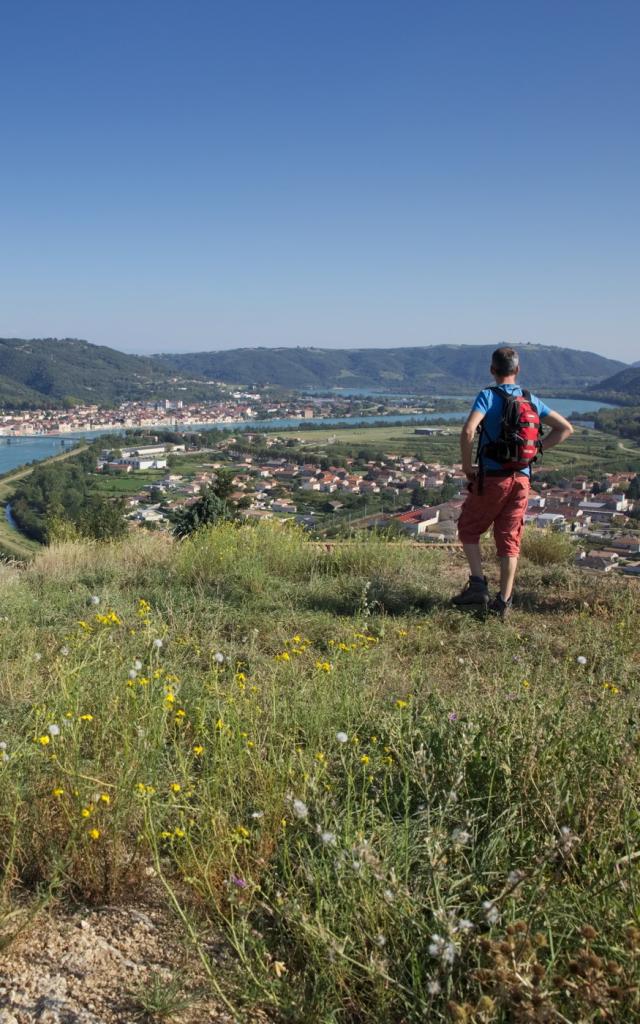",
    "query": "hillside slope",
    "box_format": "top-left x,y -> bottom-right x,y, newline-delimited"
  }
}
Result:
591,365 -> 640,398
0,524 -> 638,1022
0,337 -> 167,406
156,343 -> 626,391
